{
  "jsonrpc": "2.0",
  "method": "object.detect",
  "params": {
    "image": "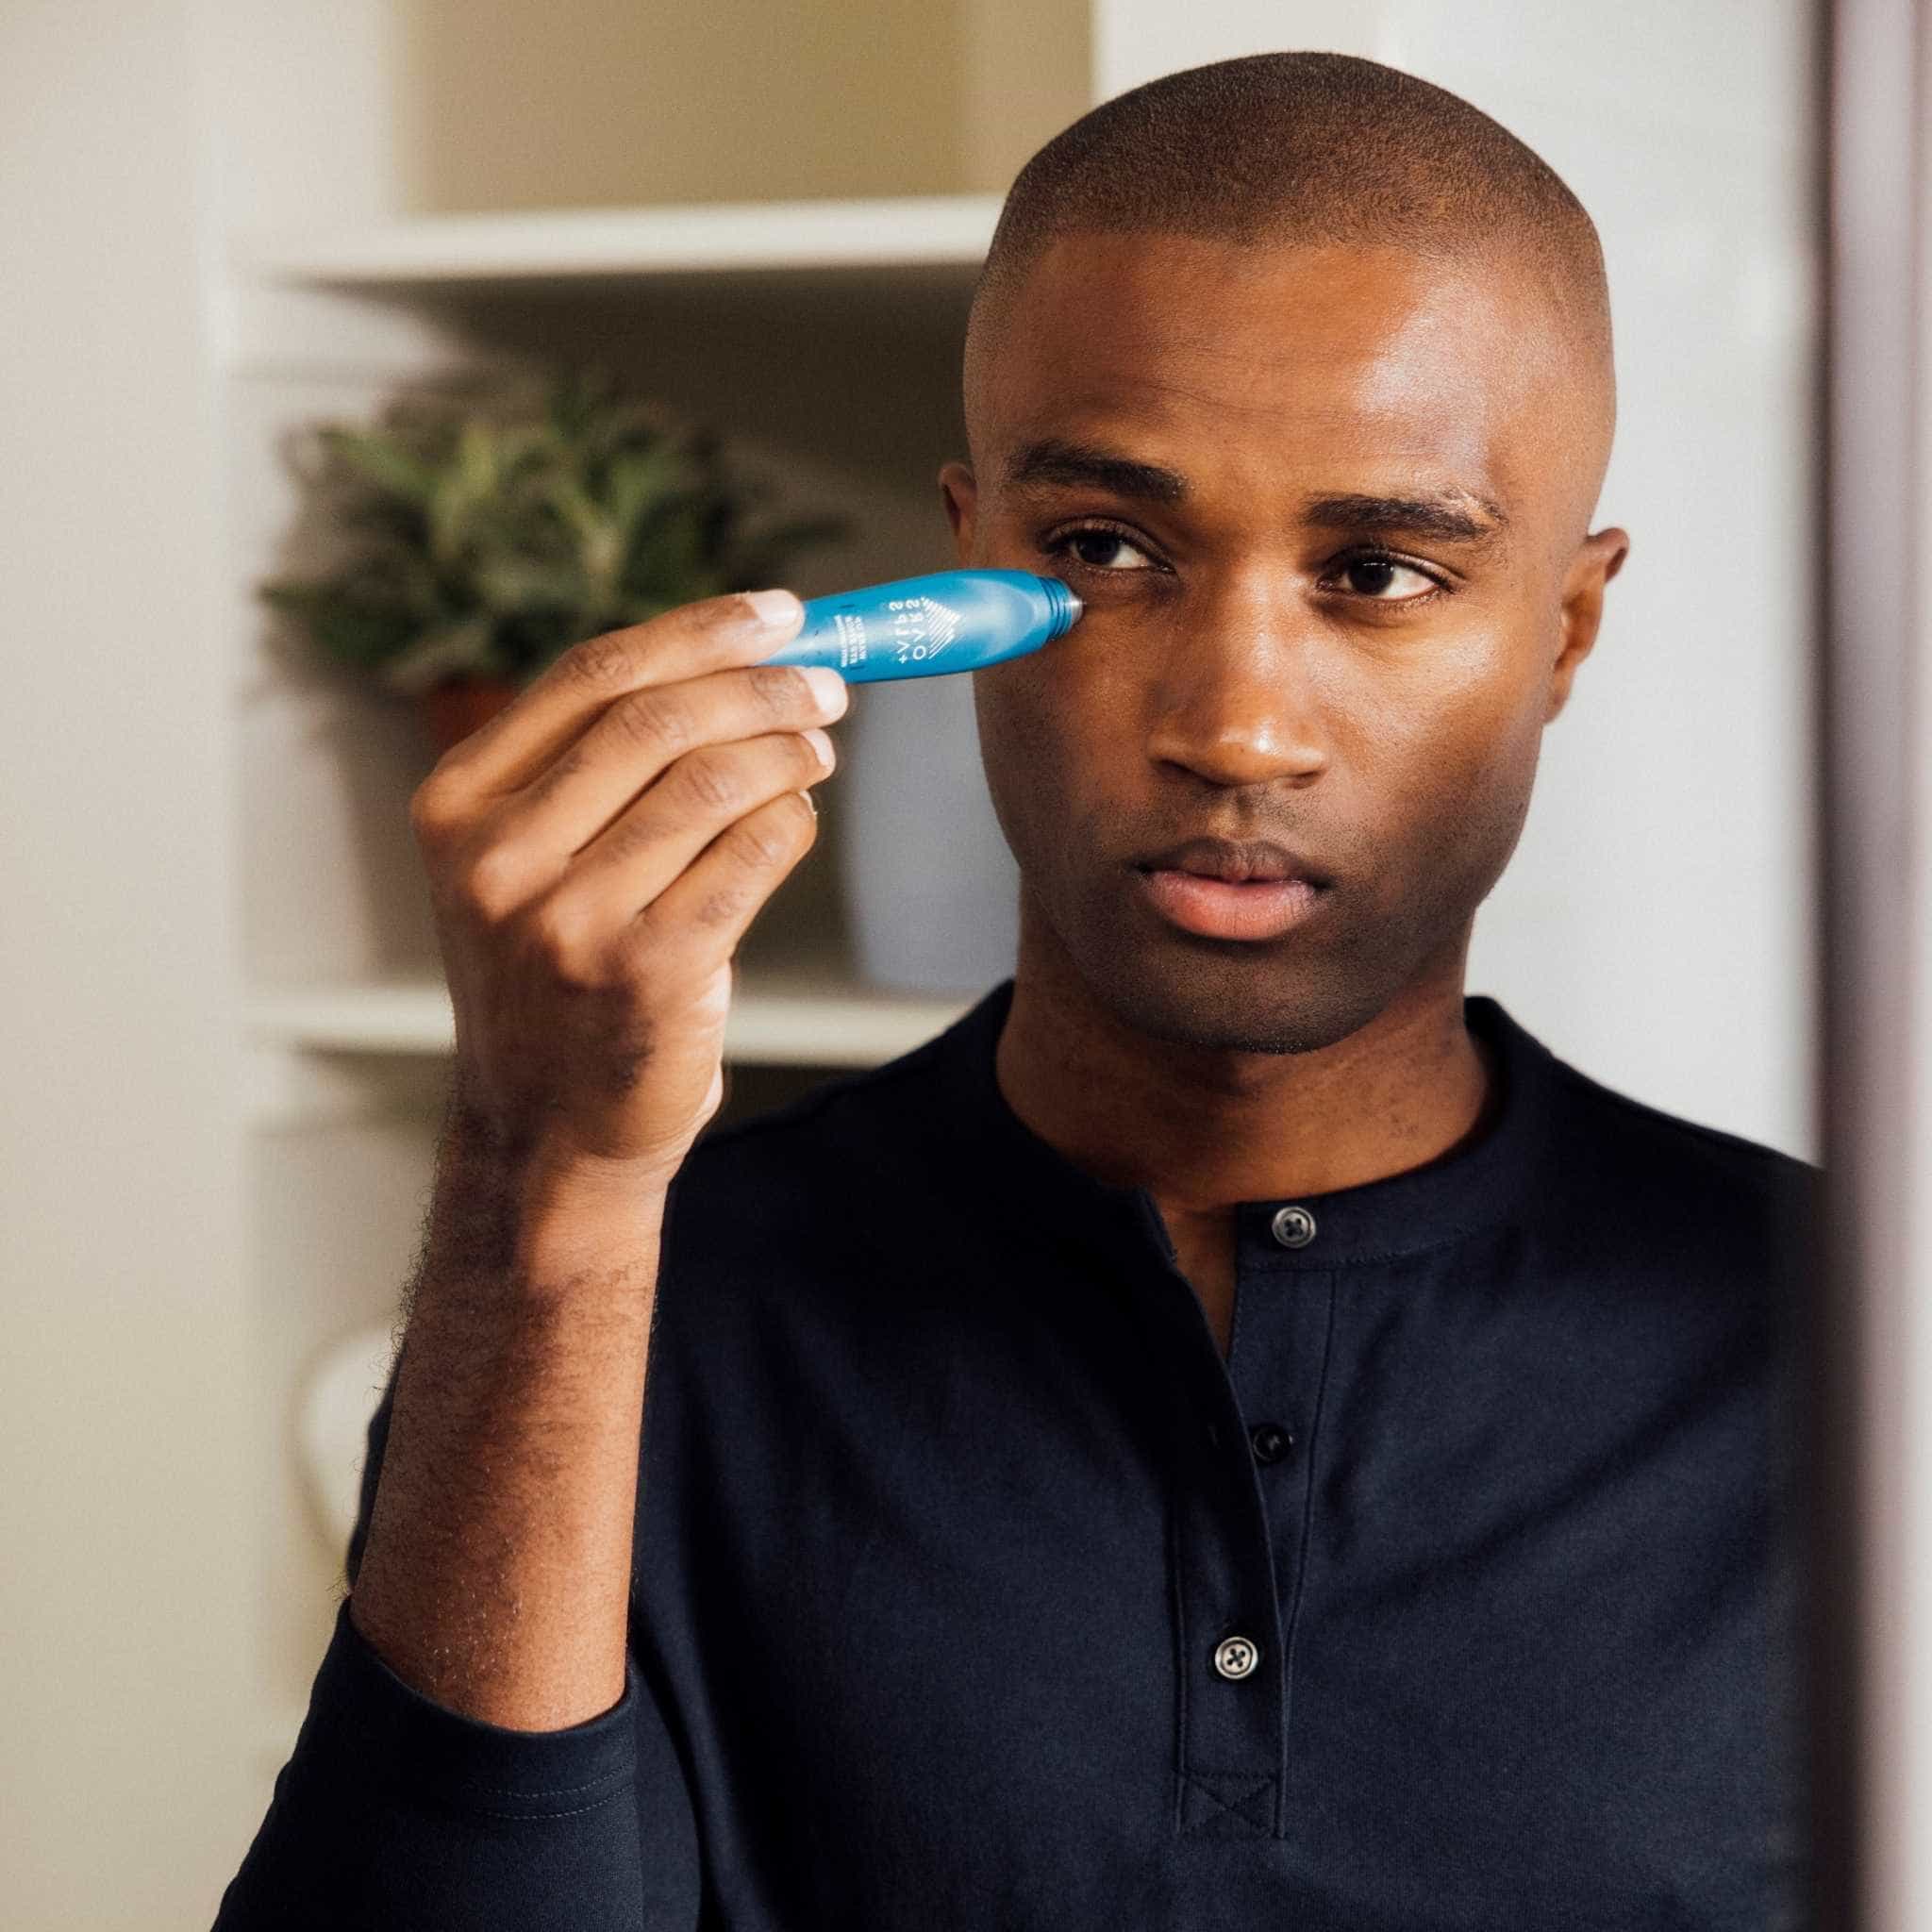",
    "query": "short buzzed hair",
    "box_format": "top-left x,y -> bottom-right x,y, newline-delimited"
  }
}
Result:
964,52 -> 1615,498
